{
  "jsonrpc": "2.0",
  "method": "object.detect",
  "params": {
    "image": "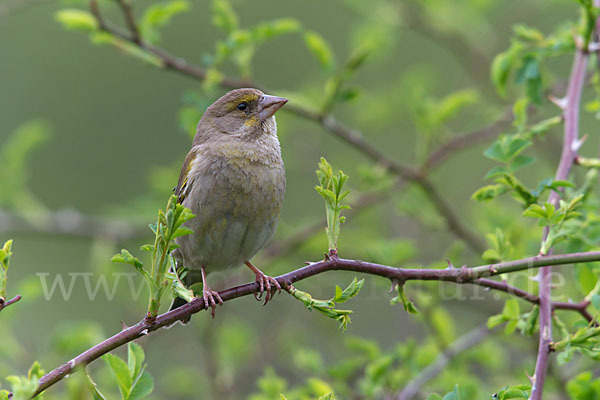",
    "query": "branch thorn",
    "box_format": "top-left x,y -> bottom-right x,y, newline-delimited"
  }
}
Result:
571,134 -> 587,153
548,95 -> 568,110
